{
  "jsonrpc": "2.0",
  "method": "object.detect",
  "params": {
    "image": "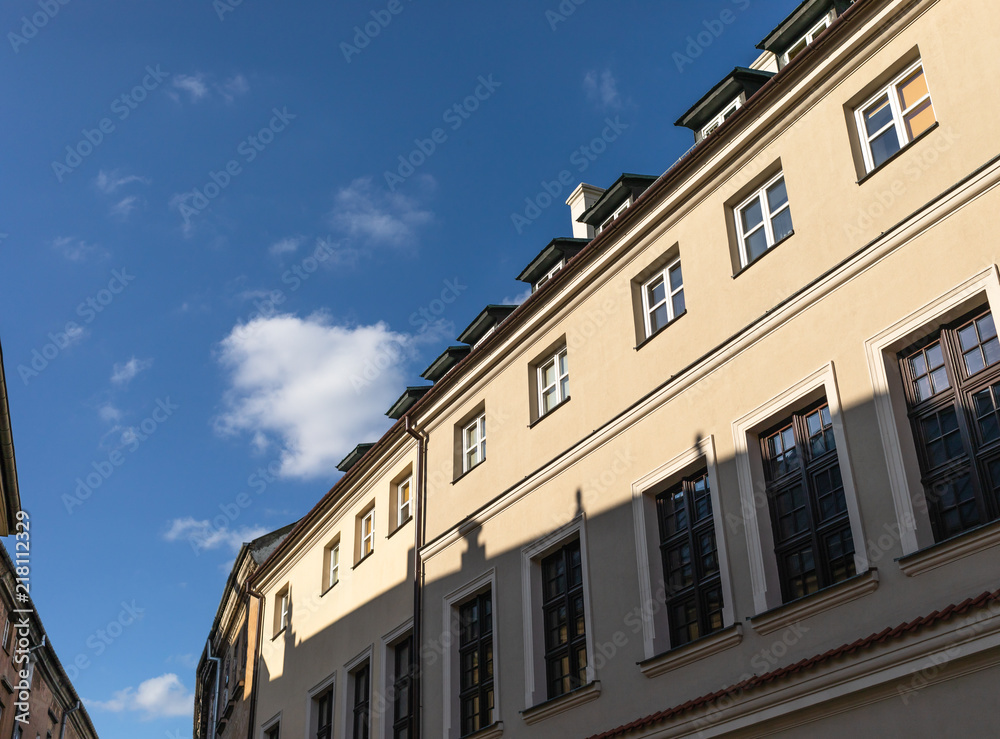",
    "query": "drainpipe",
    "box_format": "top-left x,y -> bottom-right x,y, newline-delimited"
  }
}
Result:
206,637 -> 221,737
58,701 -> 80,739
403,415 -> 427,739
246,586 -> 265,739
